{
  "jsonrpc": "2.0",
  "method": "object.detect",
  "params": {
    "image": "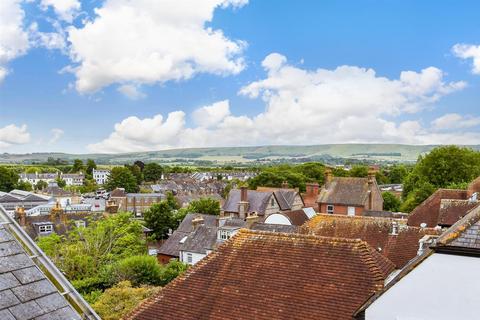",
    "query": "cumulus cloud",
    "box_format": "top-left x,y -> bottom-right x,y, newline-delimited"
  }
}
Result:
0,124 -> 31,148
431,113 -> 480,130
88,53 -> 471,153
48,128 -> 64,144
117,84 -> 146,100
66,0 -> 247,94
0,0 -> 29,83
40,0 -> 81,23
453,44 -> 480,74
